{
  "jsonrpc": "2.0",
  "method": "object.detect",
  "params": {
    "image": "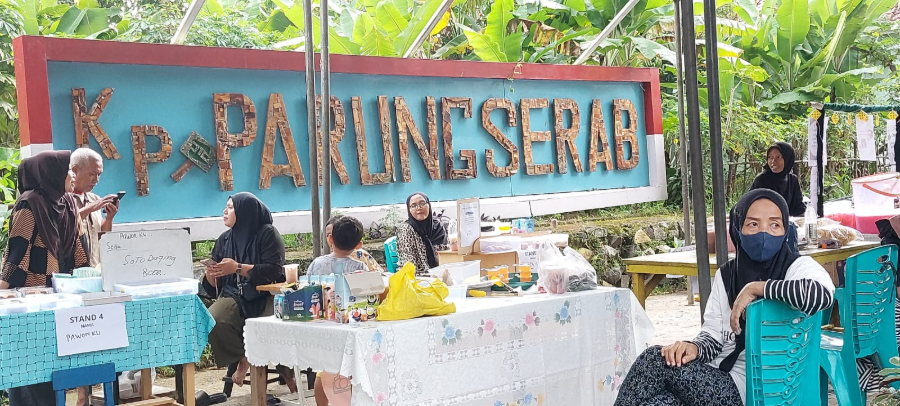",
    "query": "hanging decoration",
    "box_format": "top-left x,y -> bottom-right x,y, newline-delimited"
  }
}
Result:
809,108 -> 826,217
831,112 -> 840,125
856,112 -> 876,162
